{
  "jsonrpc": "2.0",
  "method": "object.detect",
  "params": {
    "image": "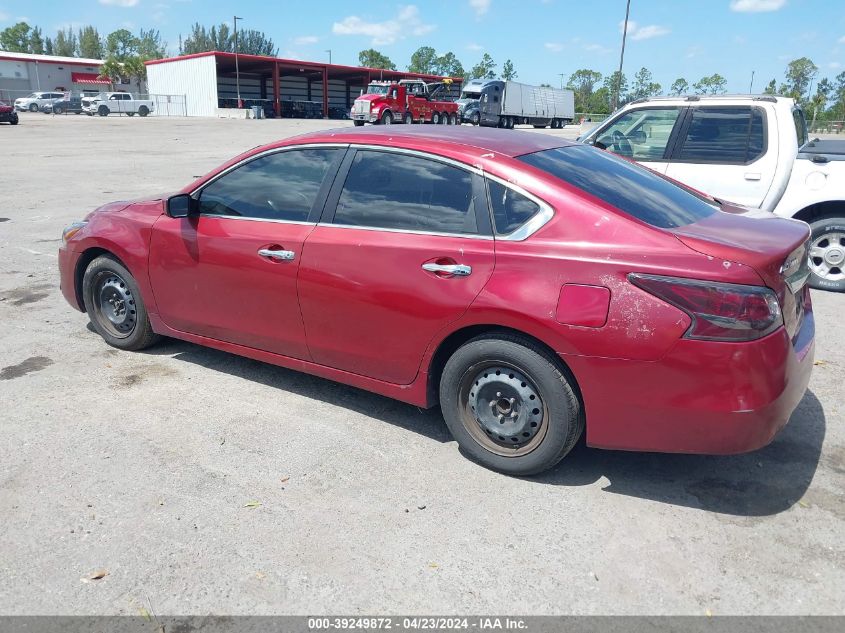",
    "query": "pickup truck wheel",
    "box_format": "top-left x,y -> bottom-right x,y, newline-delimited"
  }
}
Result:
138,106 -> 149,117
83,255 -> 161,351
98,106 -> 109,117
807,218 -> 845,292
440,333 -> 584,476
29,103 -> 38,112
